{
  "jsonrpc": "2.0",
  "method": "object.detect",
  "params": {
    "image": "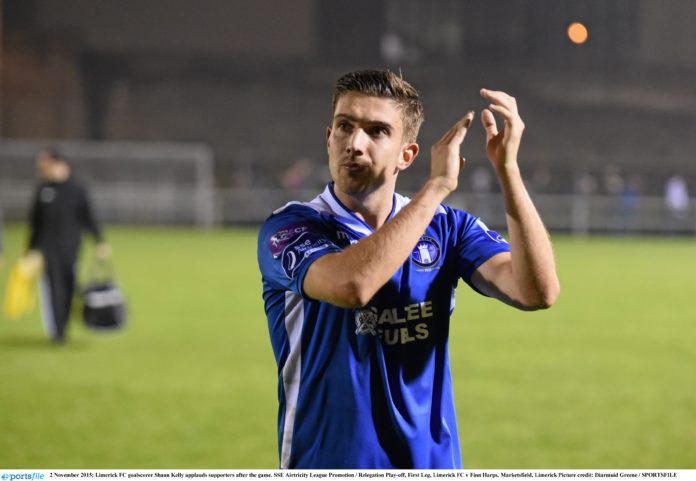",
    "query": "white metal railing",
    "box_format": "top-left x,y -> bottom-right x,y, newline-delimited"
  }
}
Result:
2,139 -> 694,234
219,188 -> 696,235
